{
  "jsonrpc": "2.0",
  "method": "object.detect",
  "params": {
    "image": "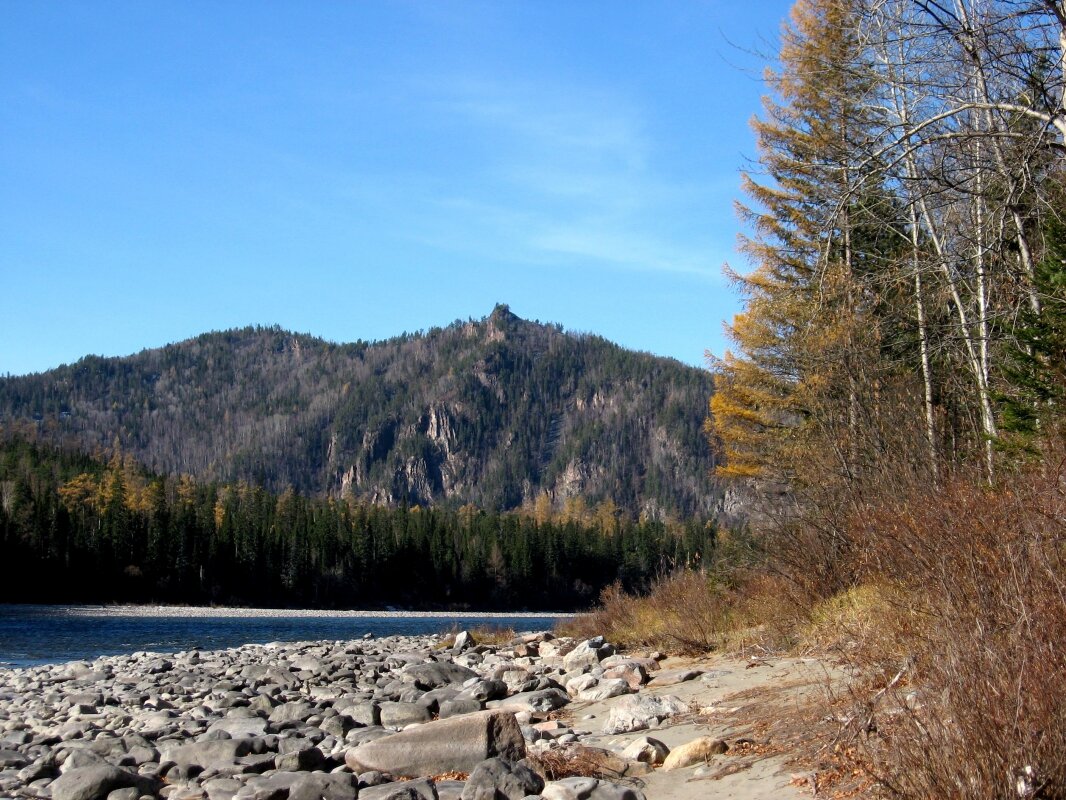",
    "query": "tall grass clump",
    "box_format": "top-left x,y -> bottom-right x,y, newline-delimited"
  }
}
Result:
555,523 -> 803,654
558,566 -> 802,655
557,571 -> 732,653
